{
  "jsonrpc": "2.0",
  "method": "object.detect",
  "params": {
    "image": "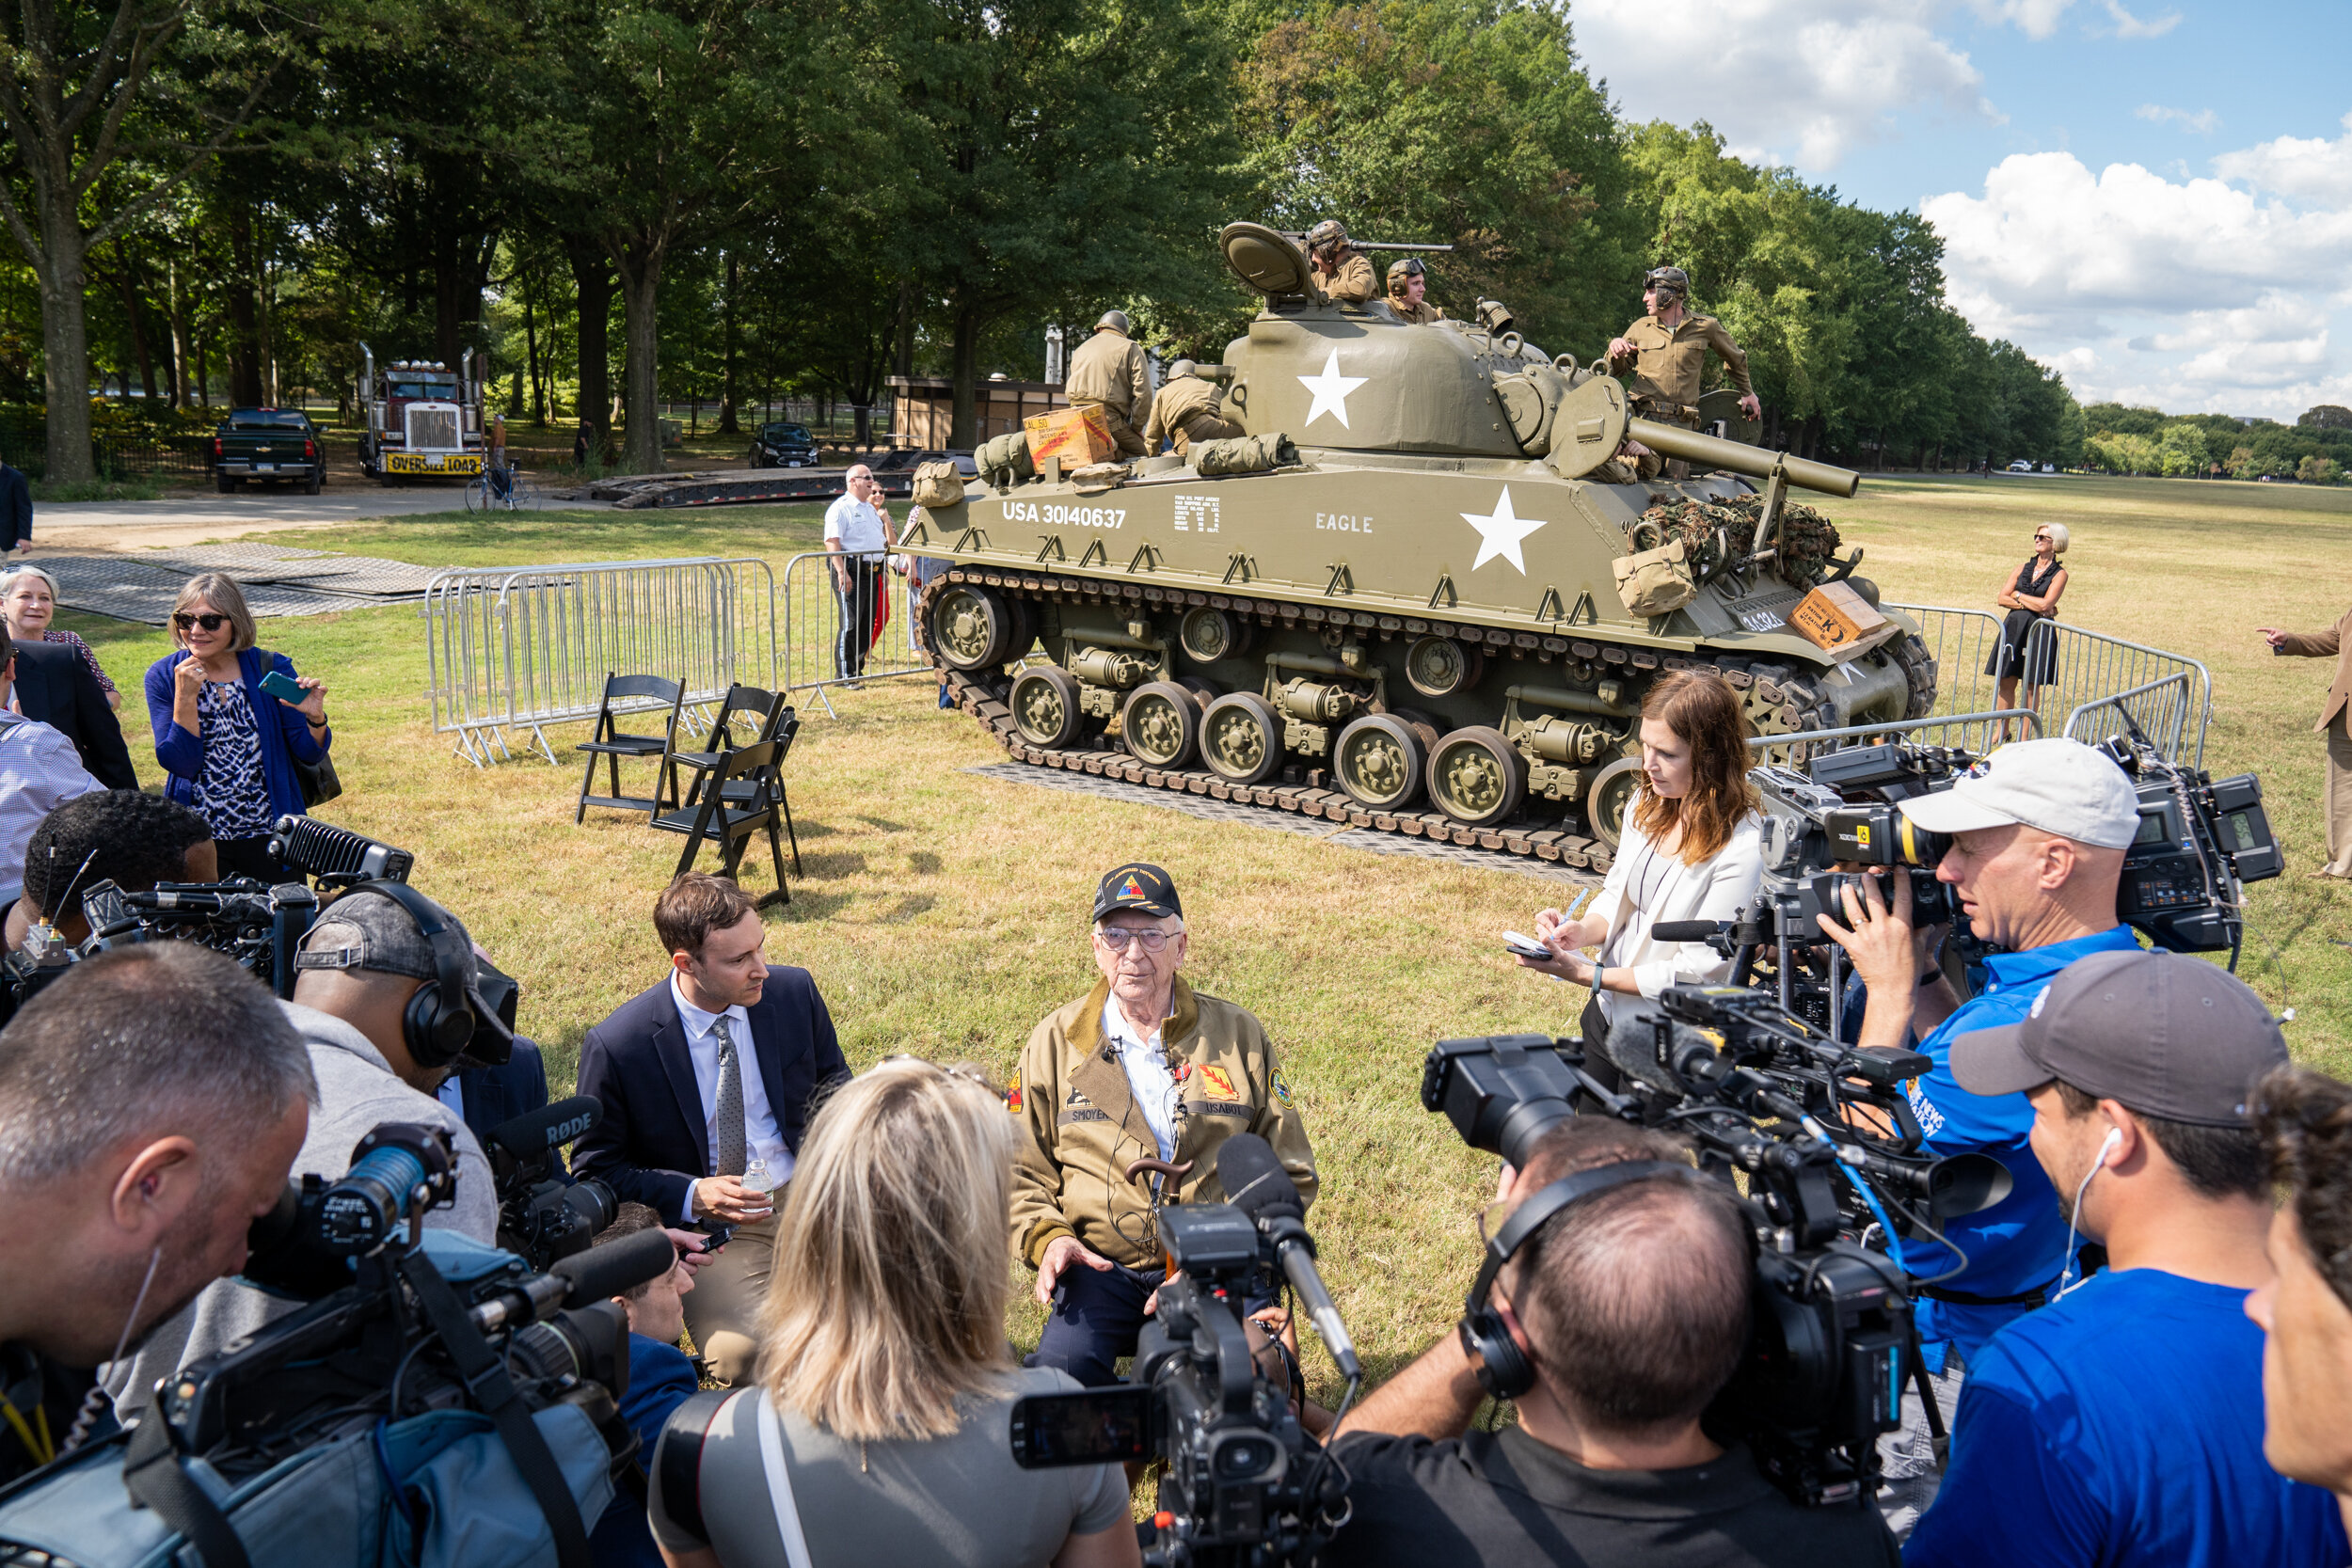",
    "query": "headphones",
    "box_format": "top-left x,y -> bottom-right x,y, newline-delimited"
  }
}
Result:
2056,1126 -> 2126,1300
1458,1160 -> 1702,1401
296,880 -> 480,1069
